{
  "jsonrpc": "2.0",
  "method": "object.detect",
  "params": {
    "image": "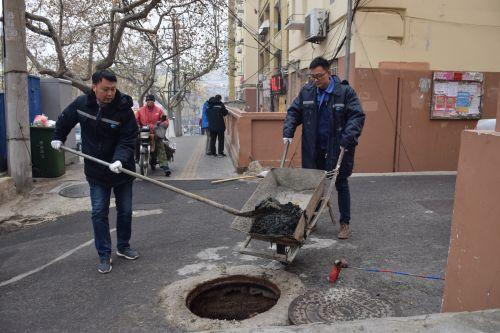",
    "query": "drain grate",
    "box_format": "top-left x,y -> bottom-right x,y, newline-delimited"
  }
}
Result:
288,288 -> 394,325
186,275 -> 280,321
59,183 -> 90,198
